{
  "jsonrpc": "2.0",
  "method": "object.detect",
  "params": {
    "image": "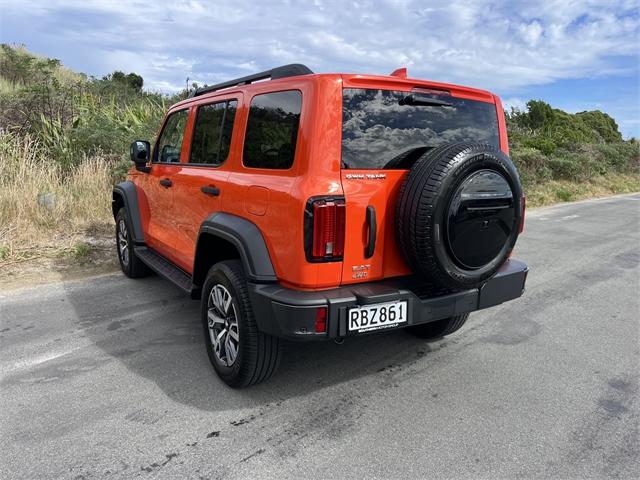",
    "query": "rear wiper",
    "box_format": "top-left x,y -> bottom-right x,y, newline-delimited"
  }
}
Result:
399,94 -> 452,107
